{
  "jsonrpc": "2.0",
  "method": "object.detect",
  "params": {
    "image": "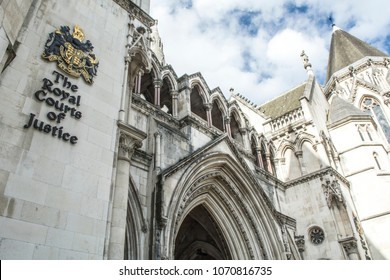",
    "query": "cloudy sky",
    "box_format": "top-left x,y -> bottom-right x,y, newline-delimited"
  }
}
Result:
149,0 -> 390,105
